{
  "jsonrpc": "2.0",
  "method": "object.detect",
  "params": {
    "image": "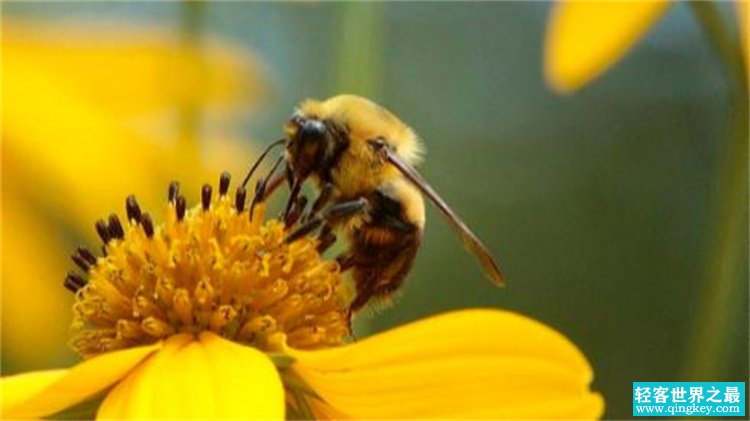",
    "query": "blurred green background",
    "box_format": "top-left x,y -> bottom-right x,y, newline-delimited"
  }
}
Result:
2,2 -> 748,419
